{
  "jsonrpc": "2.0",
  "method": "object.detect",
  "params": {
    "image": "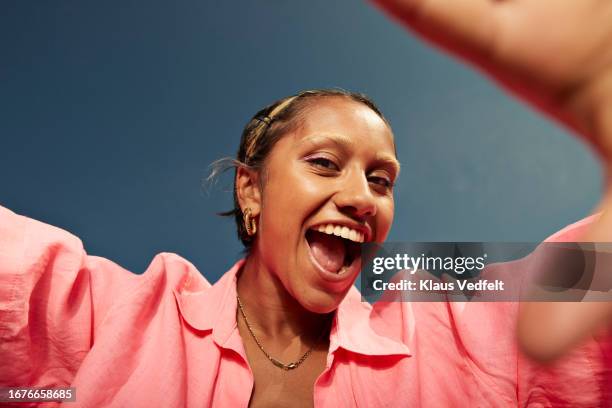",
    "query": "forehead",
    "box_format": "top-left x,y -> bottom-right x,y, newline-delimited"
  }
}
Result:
290,97 -> 395,153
